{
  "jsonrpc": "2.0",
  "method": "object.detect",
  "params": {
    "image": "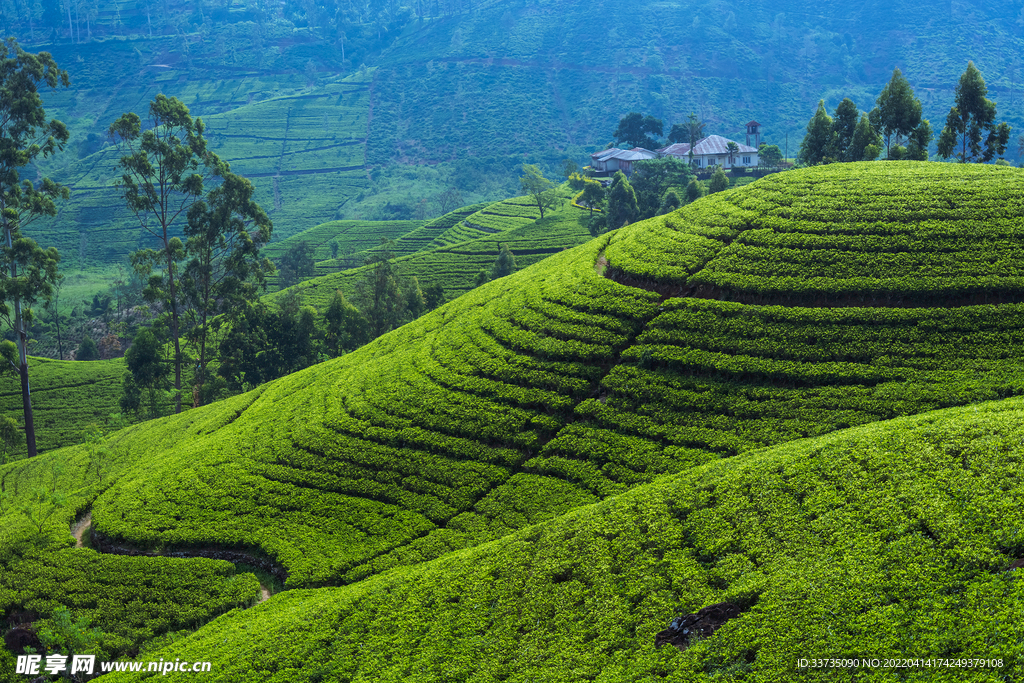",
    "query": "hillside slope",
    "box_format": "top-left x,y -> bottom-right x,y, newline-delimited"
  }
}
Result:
4,162 -> 1024,673
103,395 -> 1024,681
0,357 -> 127,454
270,188 -> 589,309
